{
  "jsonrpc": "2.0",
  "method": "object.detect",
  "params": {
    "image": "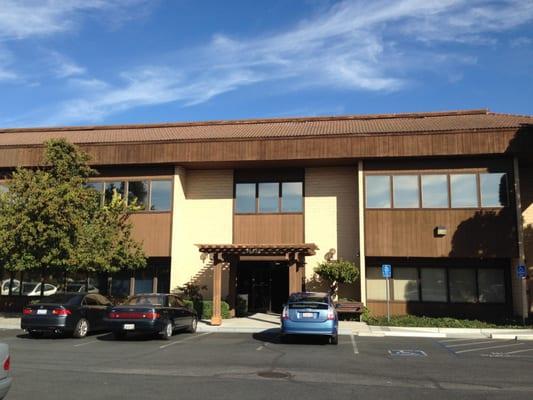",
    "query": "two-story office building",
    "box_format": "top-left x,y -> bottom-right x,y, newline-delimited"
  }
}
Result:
0,109 -> 531,322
